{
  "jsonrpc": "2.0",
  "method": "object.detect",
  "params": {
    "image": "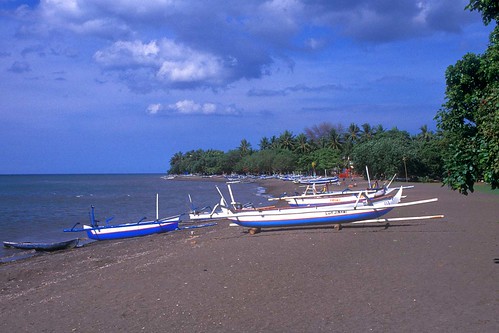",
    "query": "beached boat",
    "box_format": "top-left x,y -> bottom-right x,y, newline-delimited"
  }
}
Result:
275,173 -> 411,208
79,215 -> 180,241
65,194 -> 180,241
187,185 -> 264,221
275,186 -> 397,207
188,196 -> 234,220
187,187 -> 232,221
295,176 -> 340,185
3,239 -> 79,251
226,186 -> 442,233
